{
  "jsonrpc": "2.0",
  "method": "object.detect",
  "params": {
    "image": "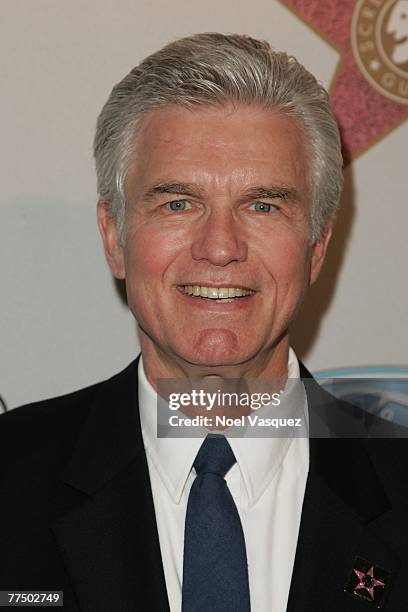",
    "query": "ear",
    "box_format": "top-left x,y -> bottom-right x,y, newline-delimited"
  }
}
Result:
309,223 -> 333,286
96,201 -> 125,279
